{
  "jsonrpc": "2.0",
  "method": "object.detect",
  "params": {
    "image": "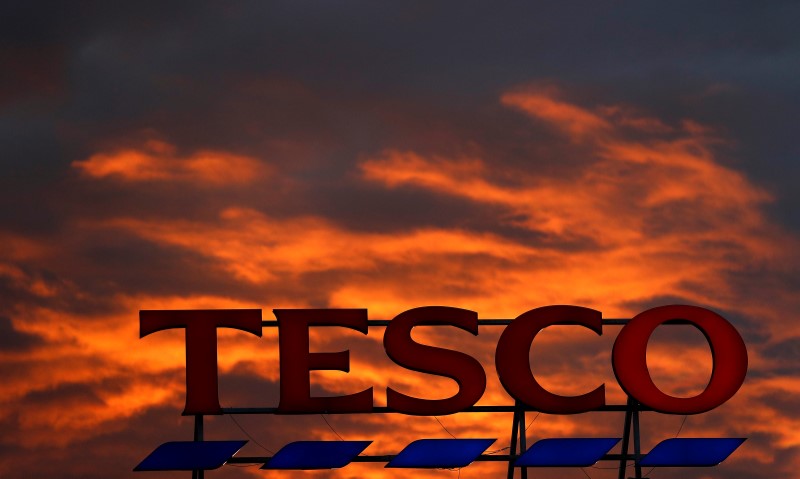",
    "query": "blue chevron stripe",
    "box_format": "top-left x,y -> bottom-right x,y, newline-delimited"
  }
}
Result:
515,438 -> 621,467
134,440 -> 247,471
386,438 -> 496,468
134,436 -> 747,471
264,440 -> 372,469
640,438 -> 746,467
